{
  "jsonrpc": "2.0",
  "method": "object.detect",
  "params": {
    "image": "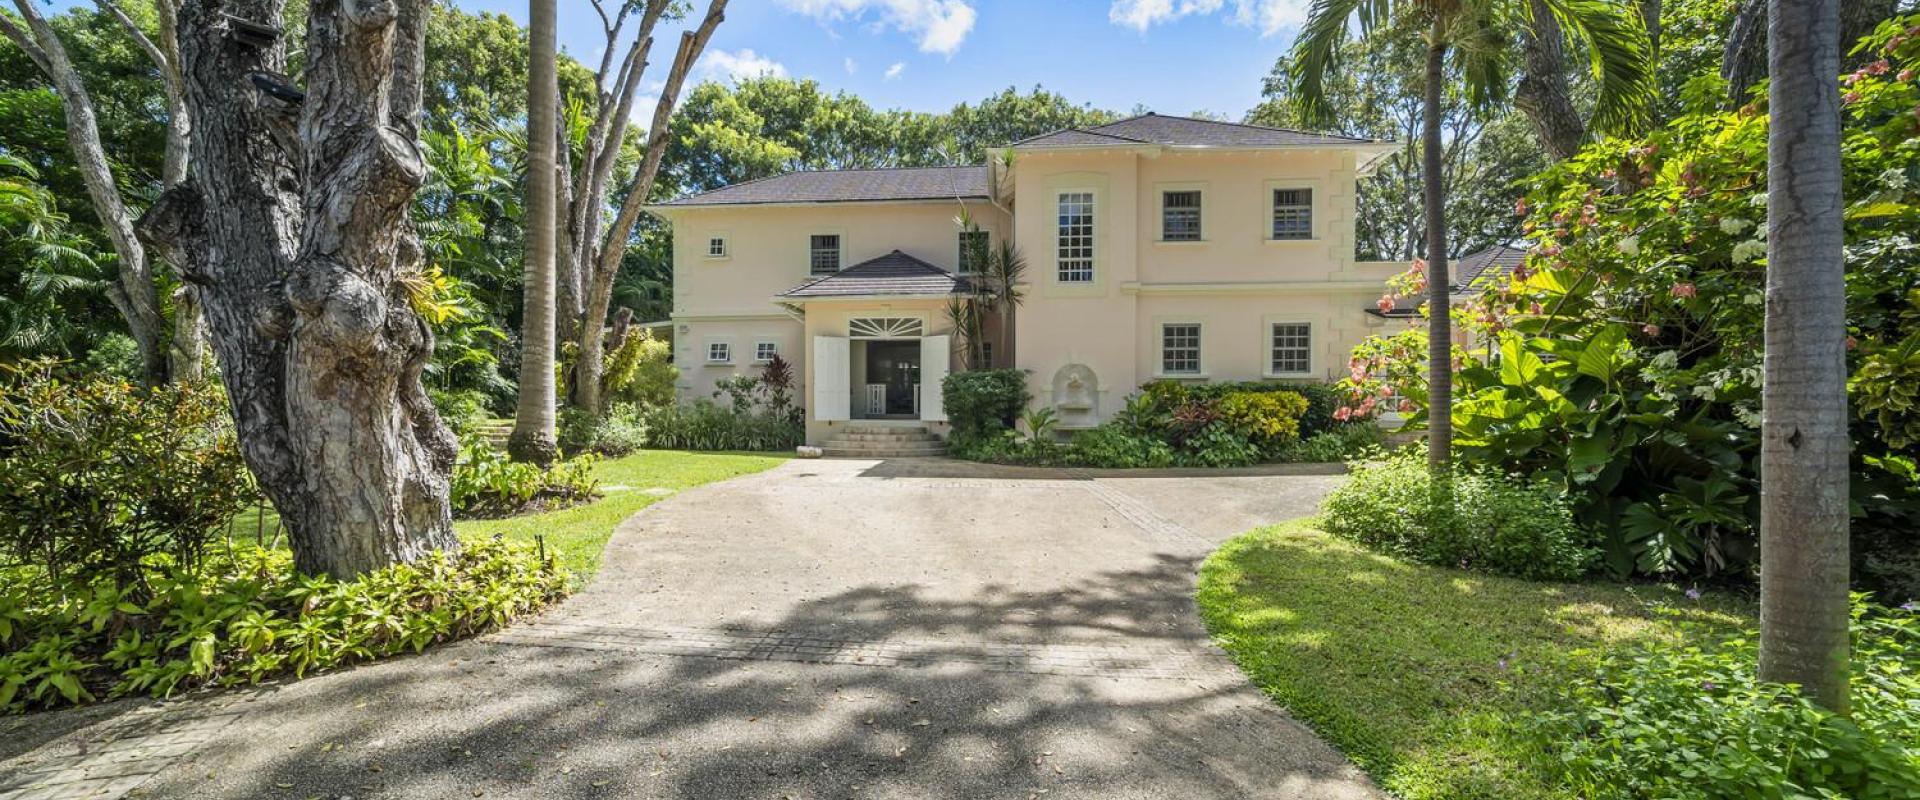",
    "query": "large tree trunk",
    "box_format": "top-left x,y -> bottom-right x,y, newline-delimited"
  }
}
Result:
147,0 -> 458,579
1,0 -> 168,384
1514,0 -> 1587,160
1758,0 -> 1849,712
509,0 -> 560,465
572,0 -> 726,417
1423,22 -> 1454,512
